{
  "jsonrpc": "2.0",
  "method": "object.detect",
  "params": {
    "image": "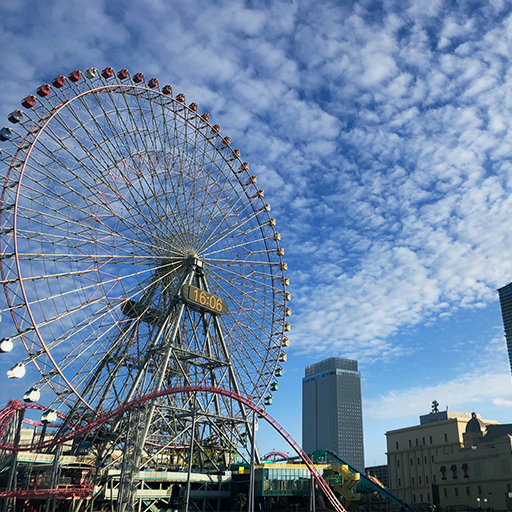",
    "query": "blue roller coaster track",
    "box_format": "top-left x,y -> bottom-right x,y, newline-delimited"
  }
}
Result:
285,449 -> 420,512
